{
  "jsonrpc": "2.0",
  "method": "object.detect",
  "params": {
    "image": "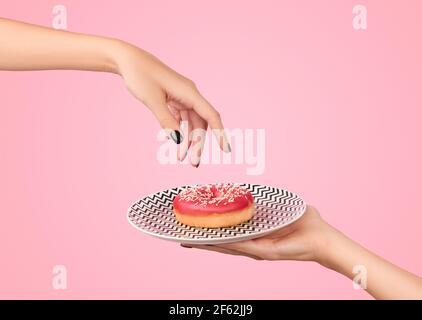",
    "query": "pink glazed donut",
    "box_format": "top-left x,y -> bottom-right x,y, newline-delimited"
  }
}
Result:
173,183 -> 255,228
